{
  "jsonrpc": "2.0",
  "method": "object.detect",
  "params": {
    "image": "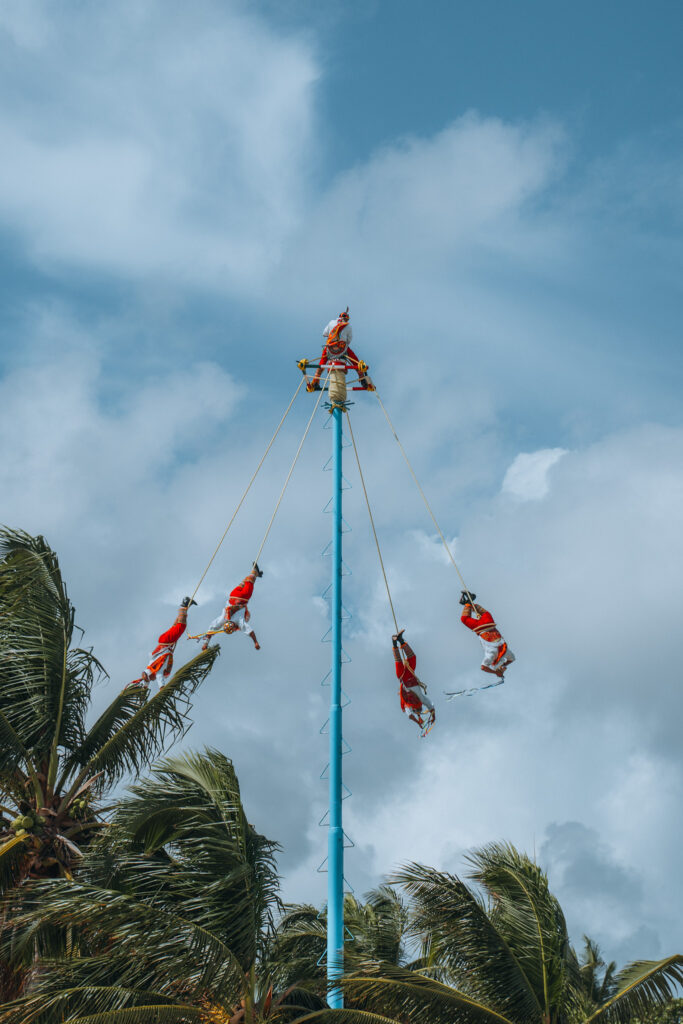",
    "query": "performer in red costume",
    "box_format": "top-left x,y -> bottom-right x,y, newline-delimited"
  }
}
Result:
199,563 -> 263,651
392,630 -> 435,734
459,592 -> 515,677
128,596 -> 196,690
308,308 -> 373,405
